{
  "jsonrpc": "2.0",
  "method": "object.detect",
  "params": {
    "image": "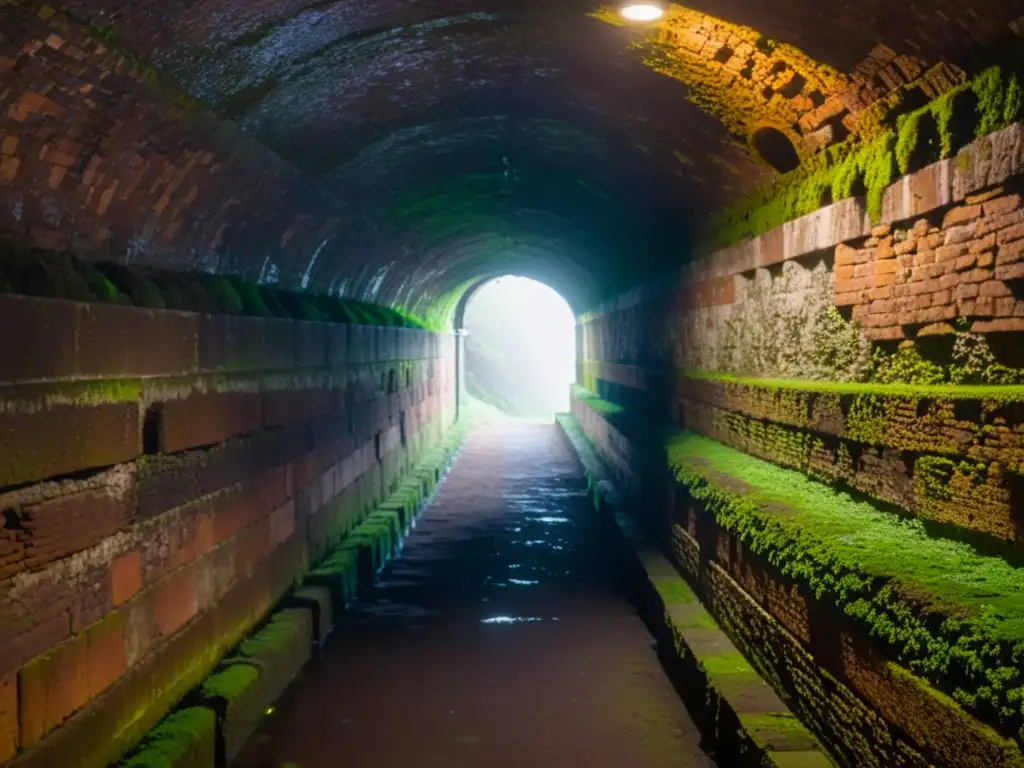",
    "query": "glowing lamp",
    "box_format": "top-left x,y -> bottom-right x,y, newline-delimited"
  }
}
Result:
619,3 -> 665,21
